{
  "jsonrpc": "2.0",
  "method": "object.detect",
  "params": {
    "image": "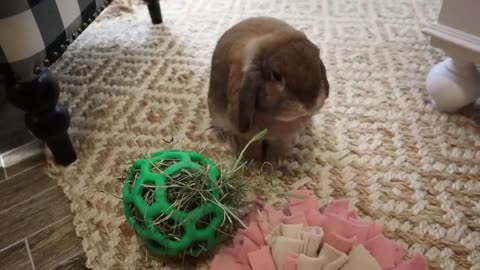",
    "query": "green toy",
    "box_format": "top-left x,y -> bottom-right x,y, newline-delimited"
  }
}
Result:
122,150 -> 226,257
